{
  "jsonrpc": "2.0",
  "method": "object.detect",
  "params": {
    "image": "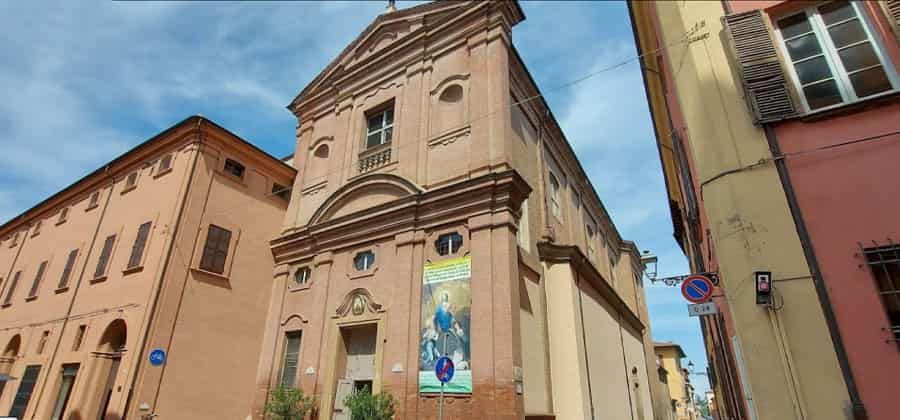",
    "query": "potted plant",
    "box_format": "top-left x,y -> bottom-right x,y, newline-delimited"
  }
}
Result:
265,386 -> 316,420
343,386 -> 396,420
